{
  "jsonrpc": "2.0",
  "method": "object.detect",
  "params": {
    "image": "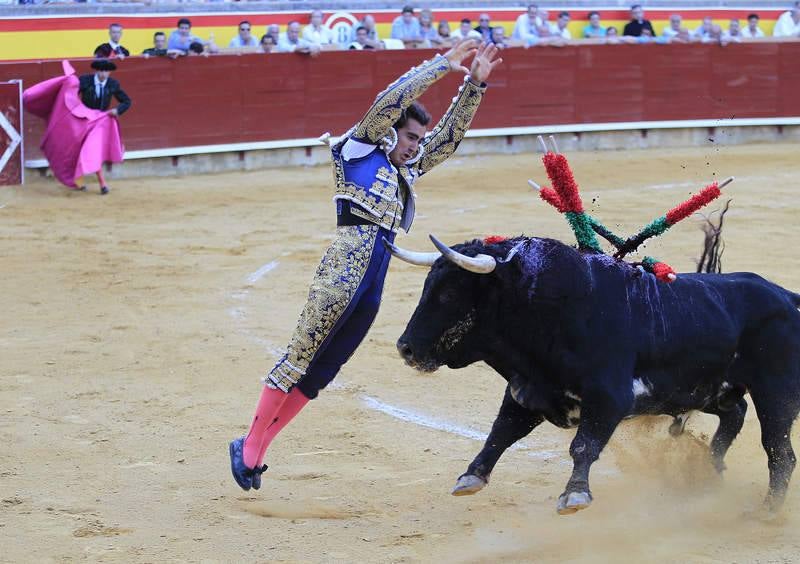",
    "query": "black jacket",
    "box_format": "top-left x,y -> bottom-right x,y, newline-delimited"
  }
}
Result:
94,43 -> 130,58
78,74 -> 132,115
623,19 -> 655,37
